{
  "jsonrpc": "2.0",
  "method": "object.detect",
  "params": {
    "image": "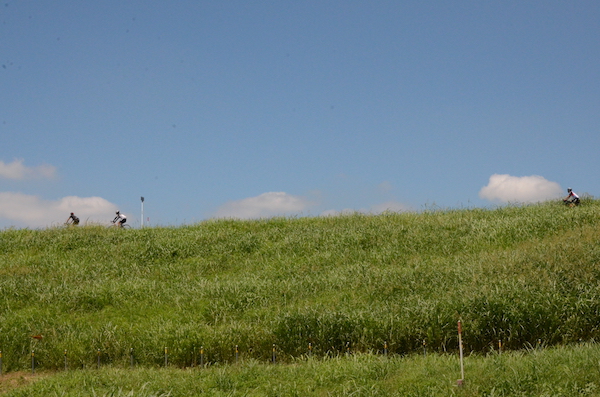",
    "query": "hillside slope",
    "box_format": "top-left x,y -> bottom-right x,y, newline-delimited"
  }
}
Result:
1,200 -> 599,370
